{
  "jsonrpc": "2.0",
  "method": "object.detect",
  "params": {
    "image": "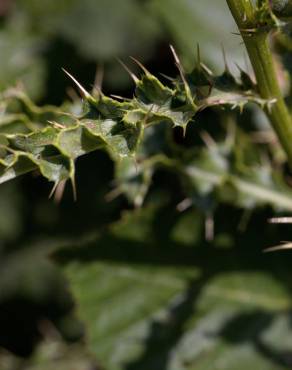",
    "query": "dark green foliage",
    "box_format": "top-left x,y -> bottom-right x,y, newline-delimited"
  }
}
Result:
56,206 -> 292,370
1,1 -> 292,369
